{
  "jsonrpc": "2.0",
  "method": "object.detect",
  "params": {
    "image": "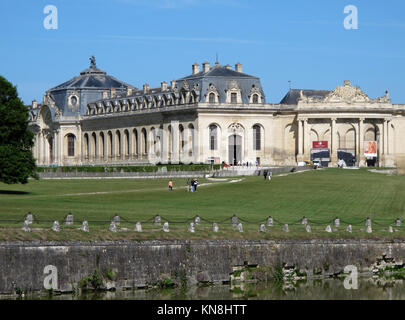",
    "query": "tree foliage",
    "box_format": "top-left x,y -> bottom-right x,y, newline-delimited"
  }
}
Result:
0,75 -> 38,184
